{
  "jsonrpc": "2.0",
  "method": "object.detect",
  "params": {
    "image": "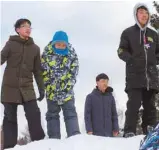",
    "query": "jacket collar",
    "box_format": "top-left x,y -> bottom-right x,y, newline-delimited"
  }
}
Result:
92,86 -> 113,95
9,35 -> 34,45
